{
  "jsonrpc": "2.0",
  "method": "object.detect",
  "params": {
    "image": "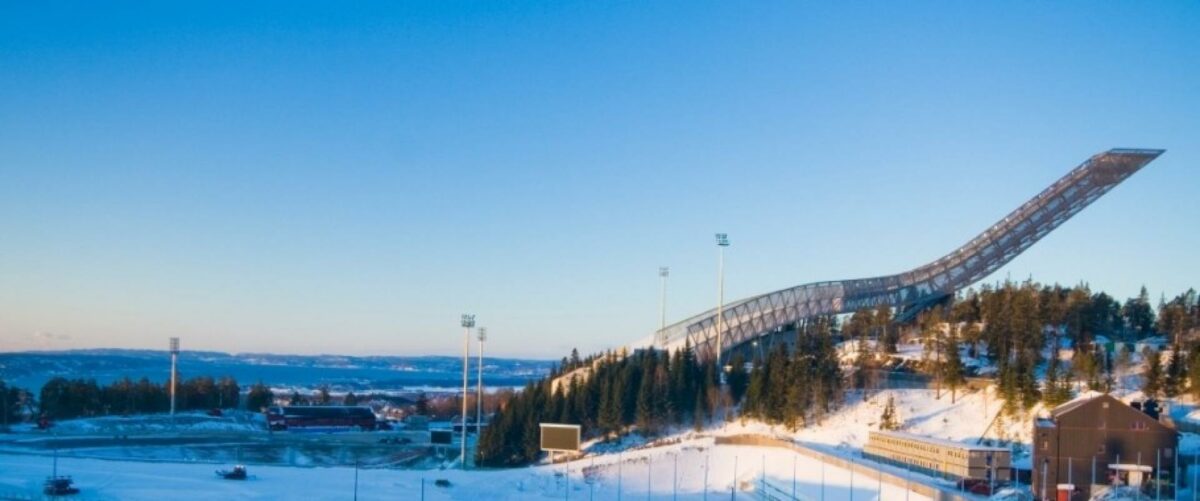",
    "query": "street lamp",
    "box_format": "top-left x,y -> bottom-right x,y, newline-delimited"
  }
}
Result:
658,267 -> 669,349
460,314 -> 475,469
715,233 -> 730,383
